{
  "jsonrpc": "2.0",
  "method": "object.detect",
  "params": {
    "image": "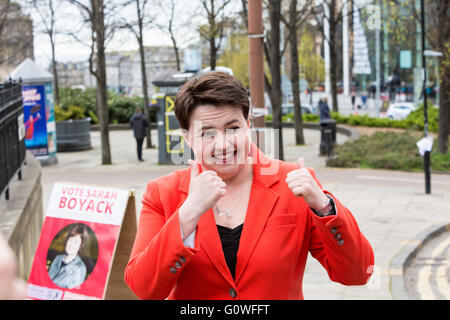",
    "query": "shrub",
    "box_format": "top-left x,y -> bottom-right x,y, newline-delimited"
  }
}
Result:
404,104 -> 439,132
327,131 -> 449,172
59,87 -> 97,118
54,105 -> 86,121
258,104 -> 439,133
58,87 -> 146,124
109,94 -> 144,124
